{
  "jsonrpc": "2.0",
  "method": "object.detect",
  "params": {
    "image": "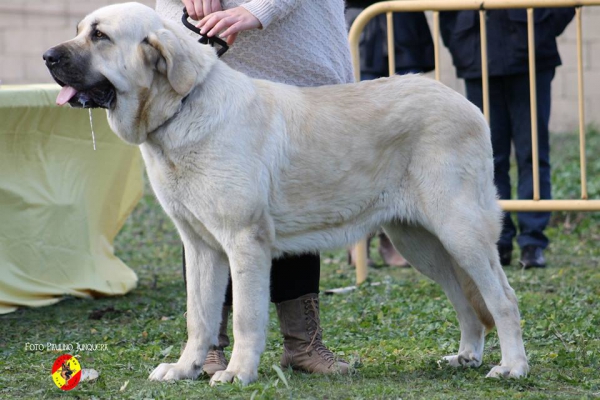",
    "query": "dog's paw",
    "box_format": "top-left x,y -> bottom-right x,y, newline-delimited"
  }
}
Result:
486,361 -> 529,379
210,368 -> 258,386
442,351 -> 482,368
148,362 -> 200,381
